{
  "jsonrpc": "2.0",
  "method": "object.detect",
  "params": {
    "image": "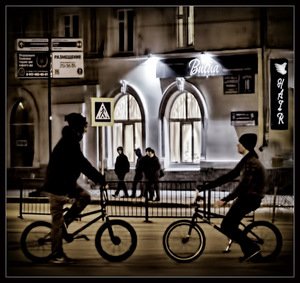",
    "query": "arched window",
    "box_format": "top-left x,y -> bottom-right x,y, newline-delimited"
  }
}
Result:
113,93 -> 143,163
169,91 -> 202,164
10,99 -> 34,167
